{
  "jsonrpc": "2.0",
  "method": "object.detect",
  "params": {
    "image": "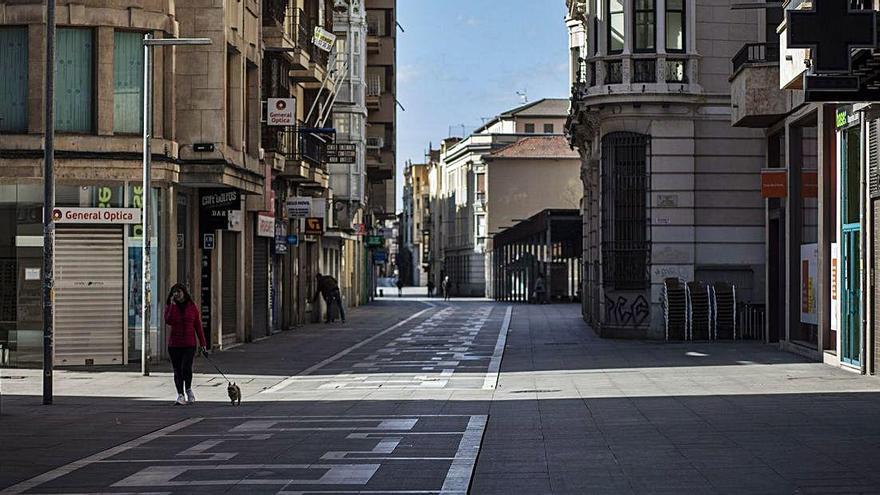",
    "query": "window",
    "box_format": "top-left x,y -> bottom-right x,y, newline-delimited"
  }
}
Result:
476,173 -> 486,194
607,0 -> 625,53
0,27 -> 28,133
476,215 -> 487,238
113,31 -> 144,134
544,123 -> 554,134
57,28 -> 94,133
601,132 -> 650,290
634,0 -> 656,52
666,0 -> 685,52
665,59 -> 687,82
334,114 -> 350,135
525,123 -> 535,134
